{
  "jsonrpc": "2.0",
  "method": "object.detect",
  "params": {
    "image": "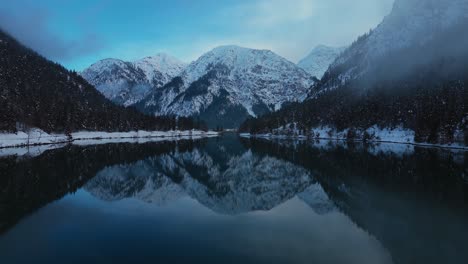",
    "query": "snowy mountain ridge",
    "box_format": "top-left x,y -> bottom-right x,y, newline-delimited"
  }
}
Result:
81,53 -> 187,106
137,45 -> 314,128
133,53 -> 187,86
